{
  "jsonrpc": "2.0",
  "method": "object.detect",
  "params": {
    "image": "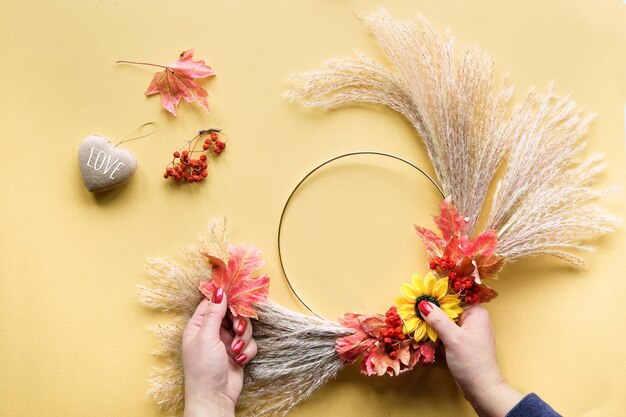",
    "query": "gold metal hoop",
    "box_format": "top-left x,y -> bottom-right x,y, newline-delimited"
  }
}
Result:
277,151 -> 444,318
